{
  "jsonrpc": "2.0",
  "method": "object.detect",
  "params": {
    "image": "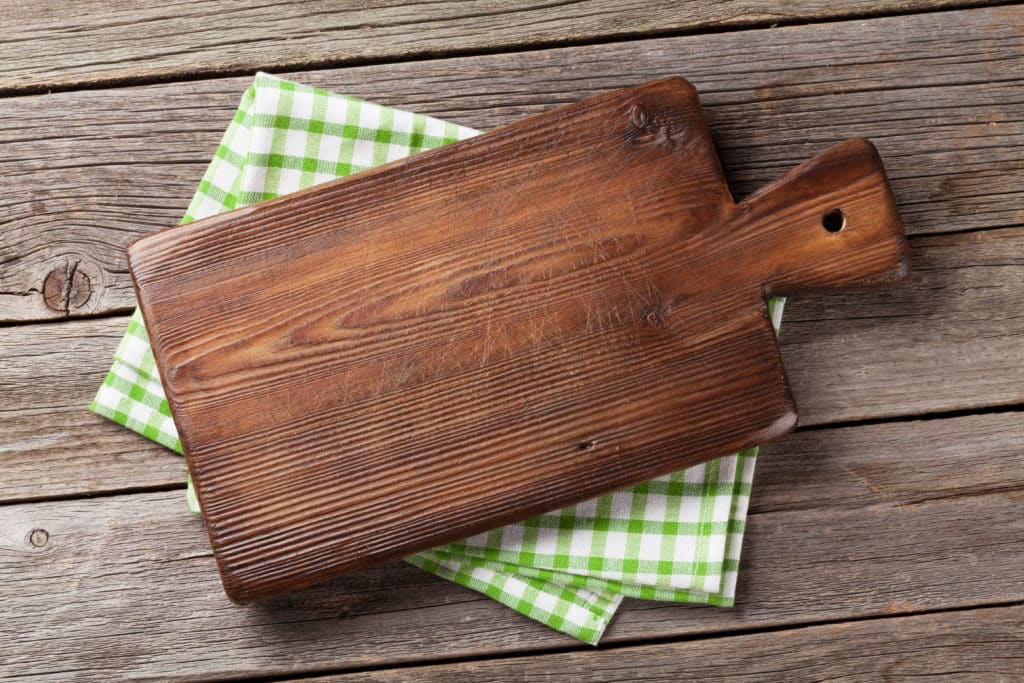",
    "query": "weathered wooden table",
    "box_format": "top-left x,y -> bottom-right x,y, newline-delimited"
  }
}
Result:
2,3 -> 1022,680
